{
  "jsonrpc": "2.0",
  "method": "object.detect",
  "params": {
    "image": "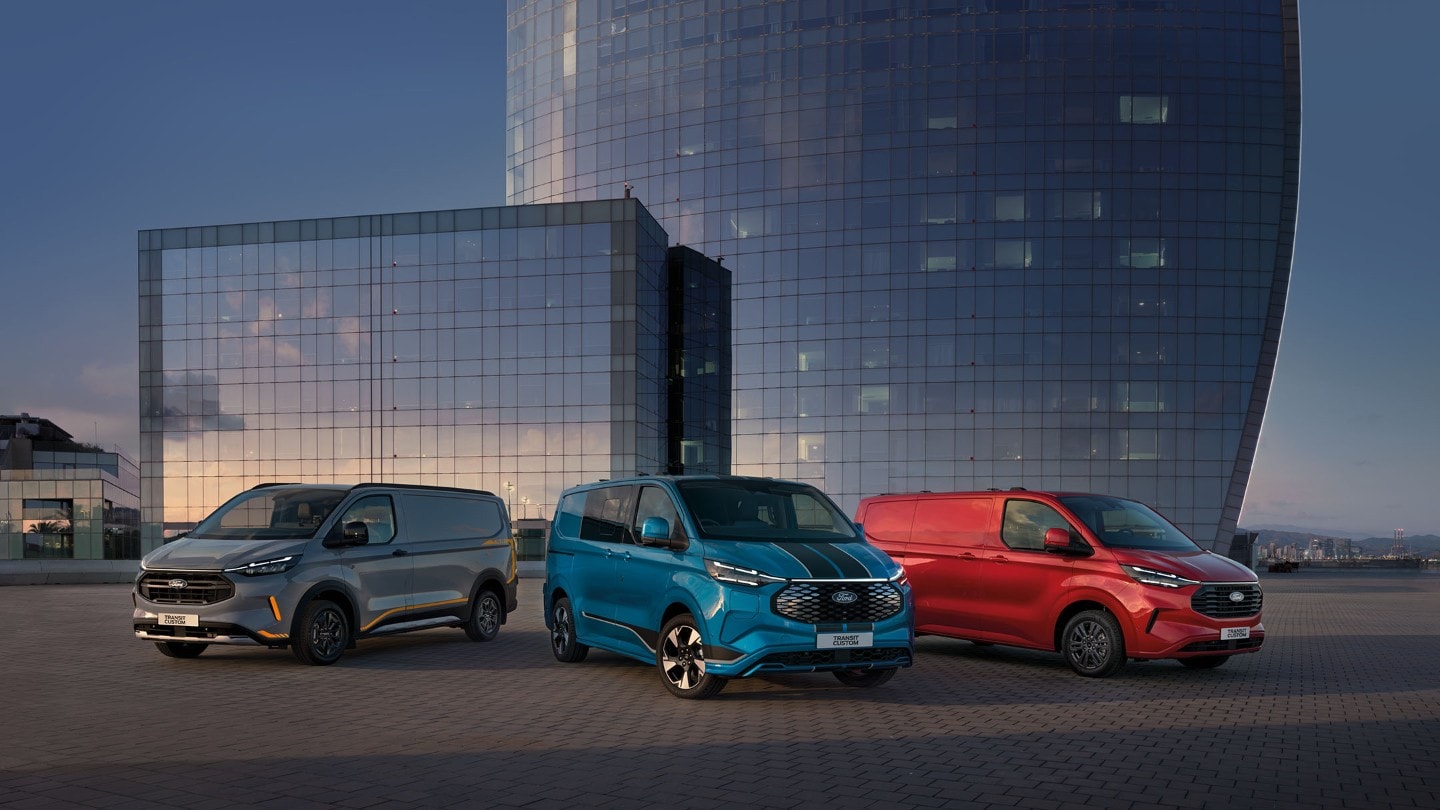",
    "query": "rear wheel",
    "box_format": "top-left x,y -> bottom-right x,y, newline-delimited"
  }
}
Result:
1061,609 -> 1126,677
154,641 -> 206,659
550,596 -> 589,663
1179,655 -> 1230,670
832,668 -> 897,688
292,599 -> 349,666
464,589 -> 502,642
657,614 -> 726,699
